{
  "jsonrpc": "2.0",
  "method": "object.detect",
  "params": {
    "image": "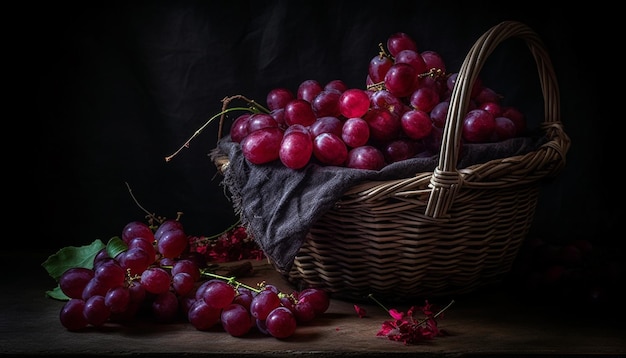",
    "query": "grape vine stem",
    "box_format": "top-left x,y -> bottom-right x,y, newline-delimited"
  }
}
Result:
164,95 -> 269,162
